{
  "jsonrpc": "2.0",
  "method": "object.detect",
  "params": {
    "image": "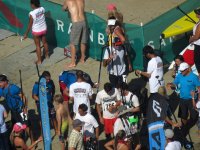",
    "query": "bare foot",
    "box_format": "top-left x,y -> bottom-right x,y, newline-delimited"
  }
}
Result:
80,57 -> 86,63
35,60 -> 42,65
80,59 -> 85,64
67,63 -> 76,68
